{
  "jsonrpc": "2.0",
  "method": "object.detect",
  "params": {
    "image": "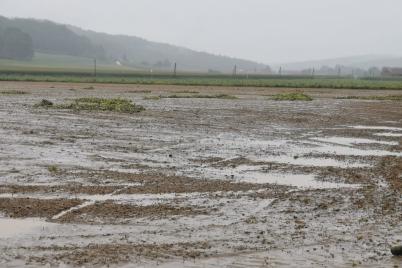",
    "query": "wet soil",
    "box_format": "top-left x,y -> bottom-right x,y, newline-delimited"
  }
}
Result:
0,198 -> 82,218
0,171 -> 279,195
0,184 -> 120,195
28,242 -> 210,267
56,202 -> 209,224
0,81 -> 401,267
